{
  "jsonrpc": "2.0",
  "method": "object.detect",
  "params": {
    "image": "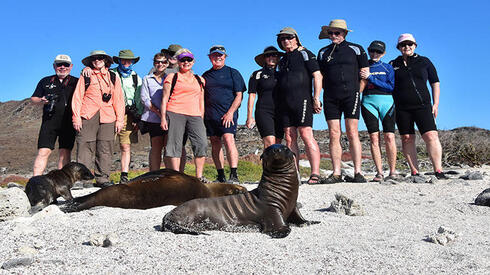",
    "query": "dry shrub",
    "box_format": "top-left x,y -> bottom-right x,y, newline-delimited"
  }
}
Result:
439,127 -> 490,166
